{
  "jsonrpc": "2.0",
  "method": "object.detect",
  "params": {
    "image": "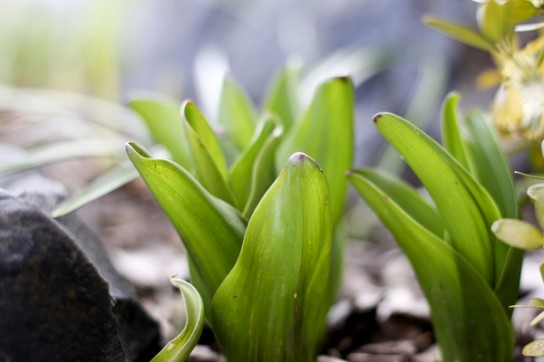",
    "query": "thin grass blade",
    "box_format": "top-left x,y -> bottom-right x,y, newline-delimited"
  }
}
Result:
52,161 -> 139,217
0,138 -> 123,176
